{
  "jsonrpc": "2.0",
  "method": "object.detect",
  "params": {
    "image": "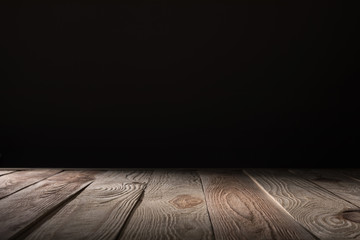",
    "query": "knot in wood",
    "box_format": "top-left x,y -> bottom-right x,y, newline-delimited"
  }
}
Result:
339,209 -> 360,223
170,194 -> 203,209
